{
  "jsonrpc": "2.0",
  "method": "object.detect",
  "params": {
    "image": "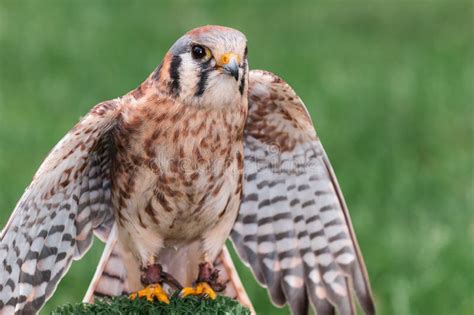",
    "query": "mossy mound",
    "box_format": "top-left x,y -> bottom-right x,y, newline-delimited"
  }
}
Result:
52,295 -> 251,315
